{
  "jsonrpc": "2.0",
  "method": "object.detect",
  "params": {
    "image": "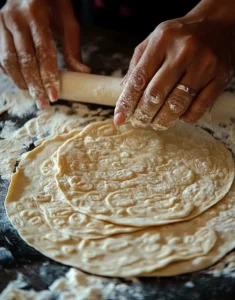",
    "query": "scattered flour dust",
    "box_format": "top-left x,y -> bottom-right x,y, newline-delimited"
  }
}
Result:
1,89 -> 235,298
205,251 -> 235,278
0,267 -> 142,300
0,90 -> 36,117
0,91 -> 113,180
0,268 -> 111,299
